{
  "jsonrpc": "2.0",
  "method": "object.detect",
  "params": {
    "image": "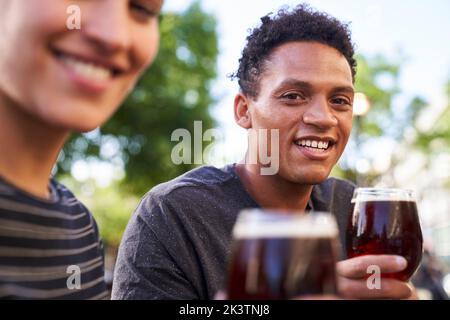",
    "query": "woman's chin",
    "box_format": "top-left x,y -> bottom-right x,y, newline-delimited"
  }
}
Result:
44,116 -> 102,134
70,120 -> 103,133
48,107 -> 114,132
